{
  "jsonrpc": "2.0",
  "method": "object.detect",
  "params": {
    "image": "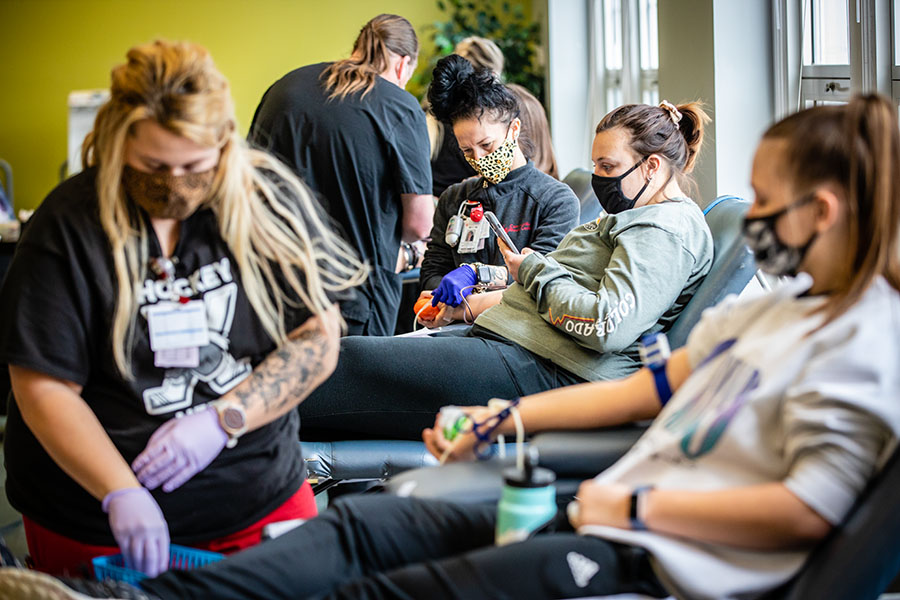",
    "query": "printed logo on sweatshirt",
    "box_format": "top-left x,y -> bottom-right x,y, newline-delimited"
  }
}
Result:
138,257 -> 252,415
504,222 -> 531,233
663,339 -> 759,458
547,292 -> 636,339
582,219 -> 601,232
